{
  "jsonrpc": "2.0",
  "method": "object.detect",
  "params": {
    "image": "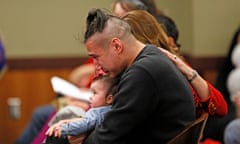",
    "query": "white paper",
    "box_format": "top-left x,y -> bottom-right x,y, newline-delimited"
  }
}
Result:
51,76 -> 92,102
